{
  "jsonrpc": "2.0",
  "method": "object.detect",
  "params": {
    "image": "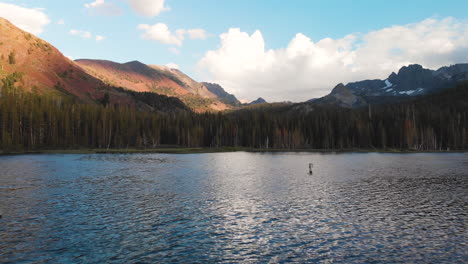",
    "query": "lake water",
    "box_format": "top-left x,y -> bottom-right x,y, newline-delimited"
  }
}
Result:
0,152 -> 467,263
